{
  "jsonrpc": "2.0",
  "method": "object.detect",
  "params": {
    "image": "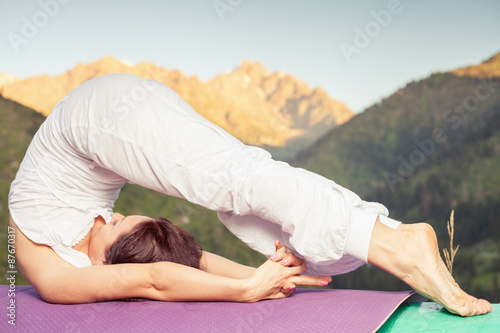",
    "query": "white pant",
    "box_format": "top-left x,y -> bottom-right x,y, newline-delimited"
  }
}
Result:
9,73 -> 399,273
